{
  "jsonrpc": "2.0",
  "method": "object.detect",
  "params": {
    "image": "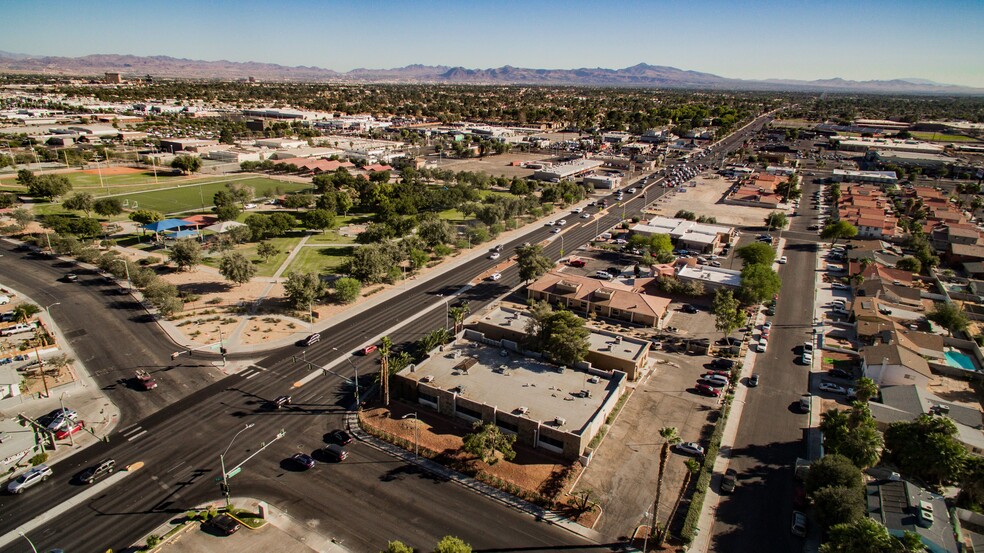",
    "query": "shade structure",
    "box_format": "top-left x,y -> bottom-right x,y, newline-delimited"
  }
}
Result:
204,220 -> 247,234
142,219 -> 191,233
167,229 -> 200,239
